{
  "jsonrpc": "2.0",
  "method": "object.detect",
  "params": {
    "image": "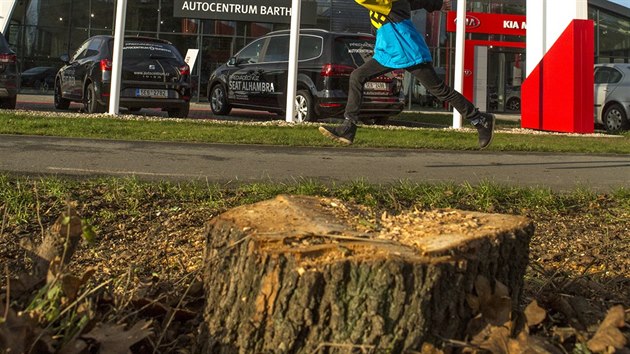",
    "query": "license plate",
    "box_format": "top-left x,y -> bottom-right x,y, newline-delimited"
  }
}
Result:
365,82 -> 387,90
136,89 -> 168,98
